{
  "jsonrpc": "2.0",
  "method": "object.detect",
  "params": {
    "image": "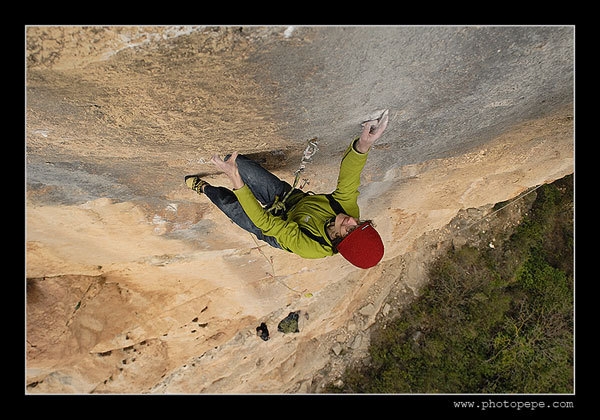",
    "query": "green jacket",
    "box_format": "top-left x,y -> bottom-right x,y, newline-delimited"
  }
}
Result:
234,139 -> 368,258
